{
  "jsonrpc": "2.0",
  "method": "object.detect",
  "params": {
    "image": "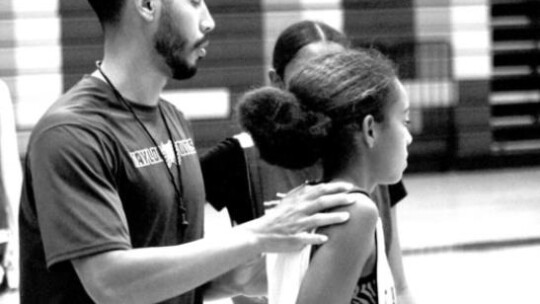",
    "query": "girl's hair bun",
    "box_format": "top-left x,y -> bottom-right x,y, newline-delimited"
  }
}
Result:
237,87 -> 332,169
